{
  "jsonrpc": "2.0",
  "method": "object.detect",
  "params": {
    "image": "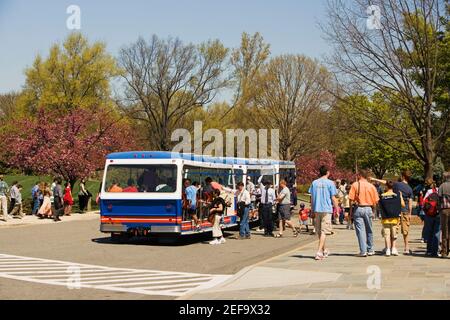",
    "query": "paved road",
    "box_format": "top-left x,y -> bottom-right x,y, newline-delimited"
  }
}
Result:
0,217 -> 316,300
